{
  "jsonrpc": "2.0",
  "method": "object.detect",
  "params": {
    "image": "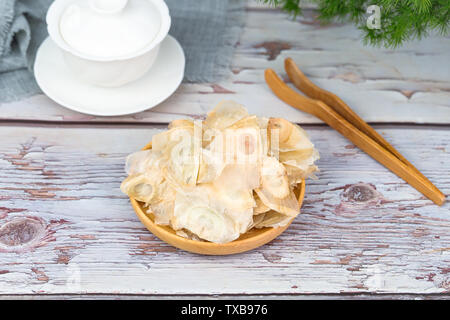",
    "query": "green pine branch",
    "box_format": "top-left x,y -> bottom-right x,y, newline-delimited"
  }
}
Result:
259,0 -> 450,47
